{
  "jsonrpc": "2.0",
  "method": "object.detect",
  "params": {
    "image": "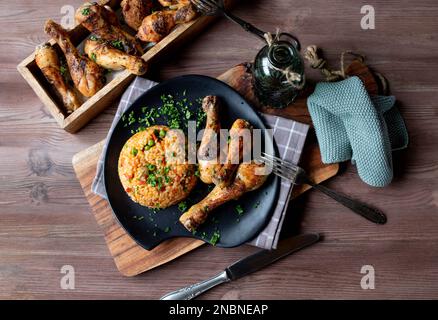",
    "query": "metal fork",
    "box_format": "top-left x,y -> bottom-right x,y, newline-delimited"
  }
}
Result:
259,152 -> 387,225
191,0 -> 300,49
